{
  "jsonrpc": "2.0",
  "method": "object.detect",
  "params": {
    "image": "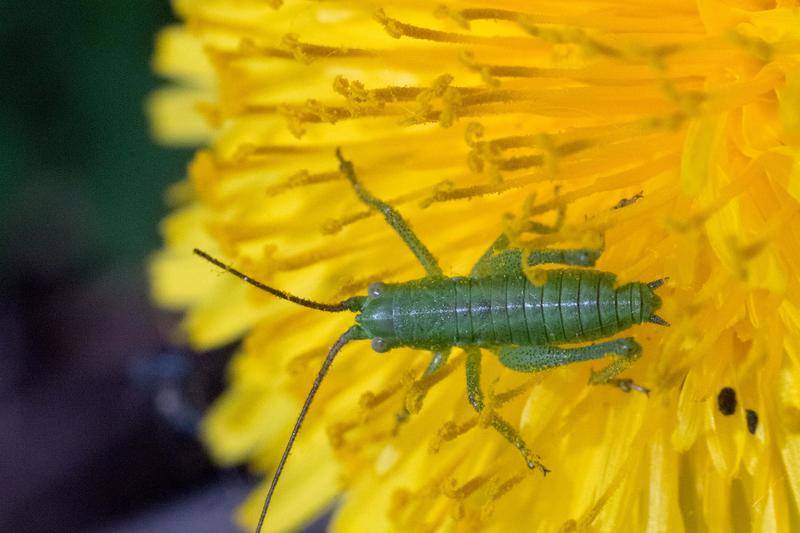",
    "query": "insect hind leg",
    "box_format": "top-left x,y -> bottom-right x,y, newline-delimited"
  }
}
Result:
587,342 -> 649,394
470,196 -> 603,278
337,150 -> 443,277
470,232 -> 603,278
465,347 -> 549,474
497,338 -> 648,394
